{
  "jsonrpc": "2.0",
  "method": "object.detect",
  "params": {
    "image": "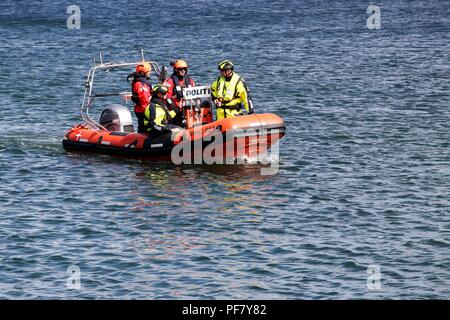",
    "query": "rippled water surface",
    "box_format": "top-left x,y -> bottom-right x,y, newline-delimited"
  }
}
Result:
0,0 -> 449,299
